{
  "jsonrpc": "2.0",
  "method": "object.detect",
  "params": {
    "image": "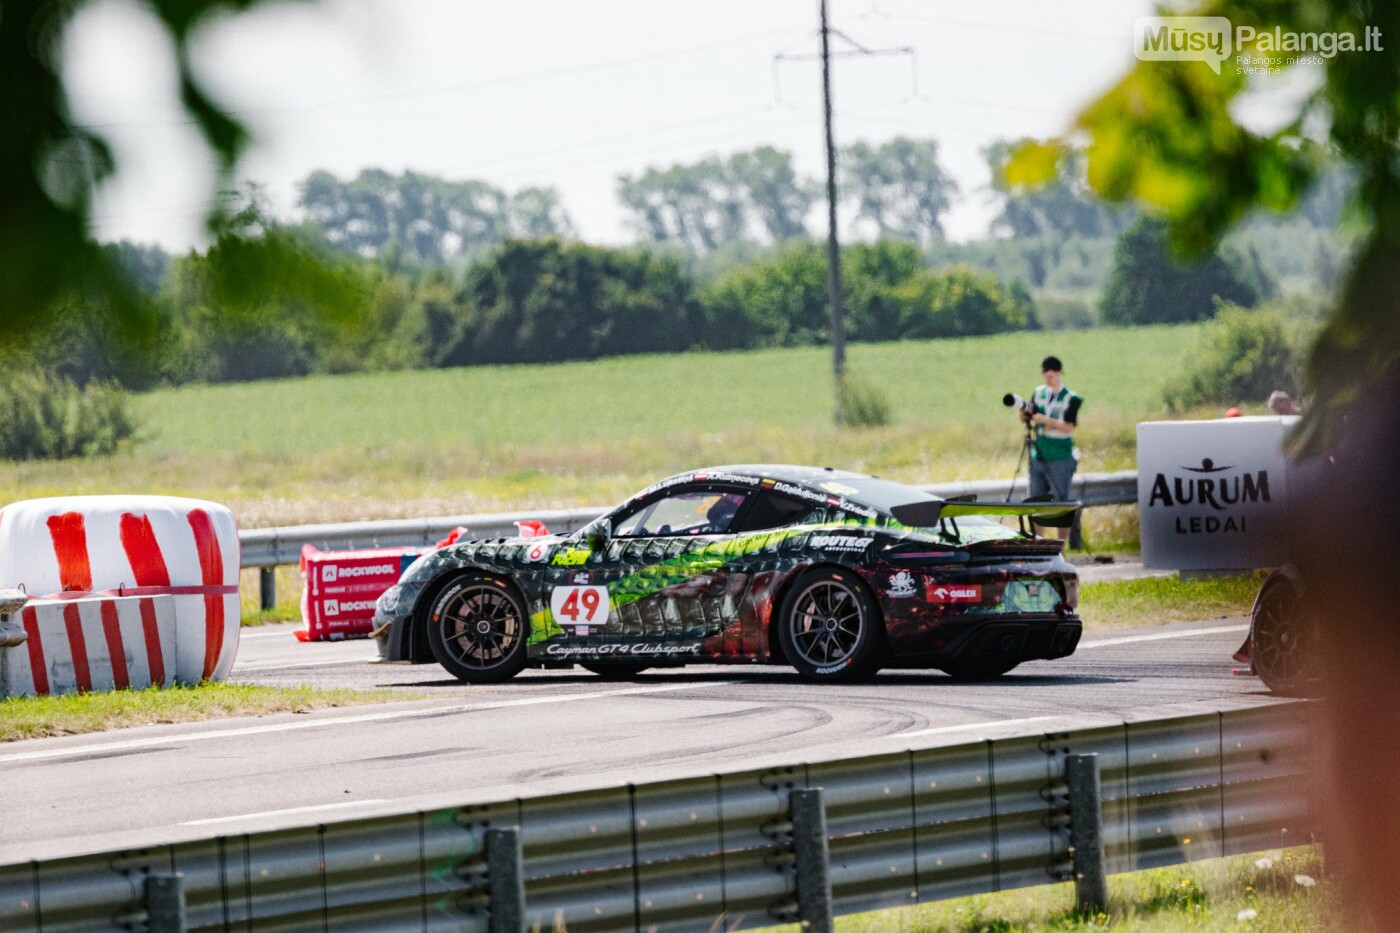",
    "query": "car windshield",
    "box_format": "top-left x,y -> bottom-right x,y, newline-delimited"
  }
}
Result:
615,490 -> 747,537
